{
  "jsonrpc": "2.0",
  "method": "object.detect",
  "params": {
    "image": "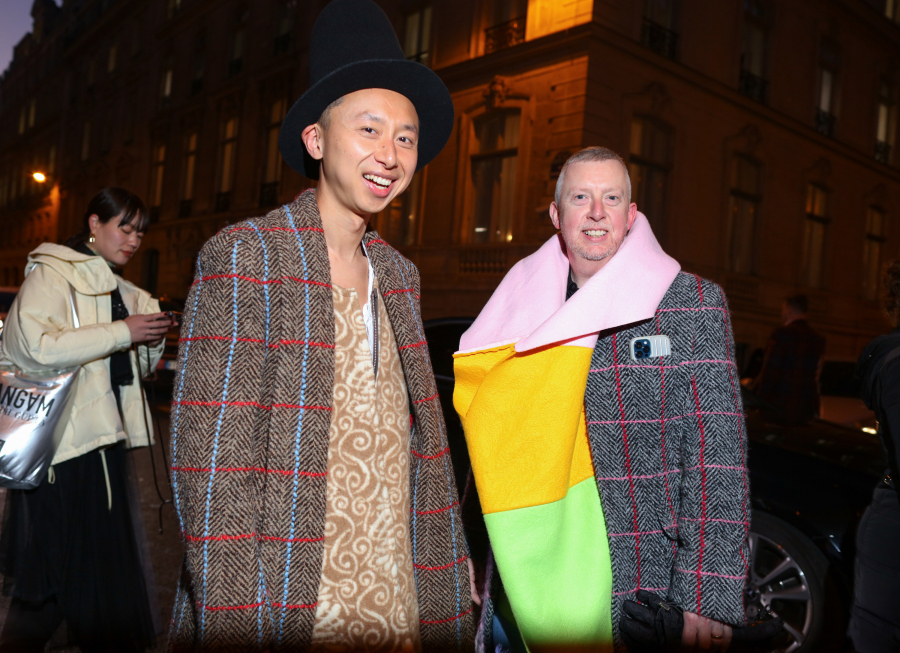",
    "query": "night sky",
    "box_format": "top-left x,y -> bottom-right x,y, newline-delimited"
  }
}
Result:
0,0 -> 41,76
